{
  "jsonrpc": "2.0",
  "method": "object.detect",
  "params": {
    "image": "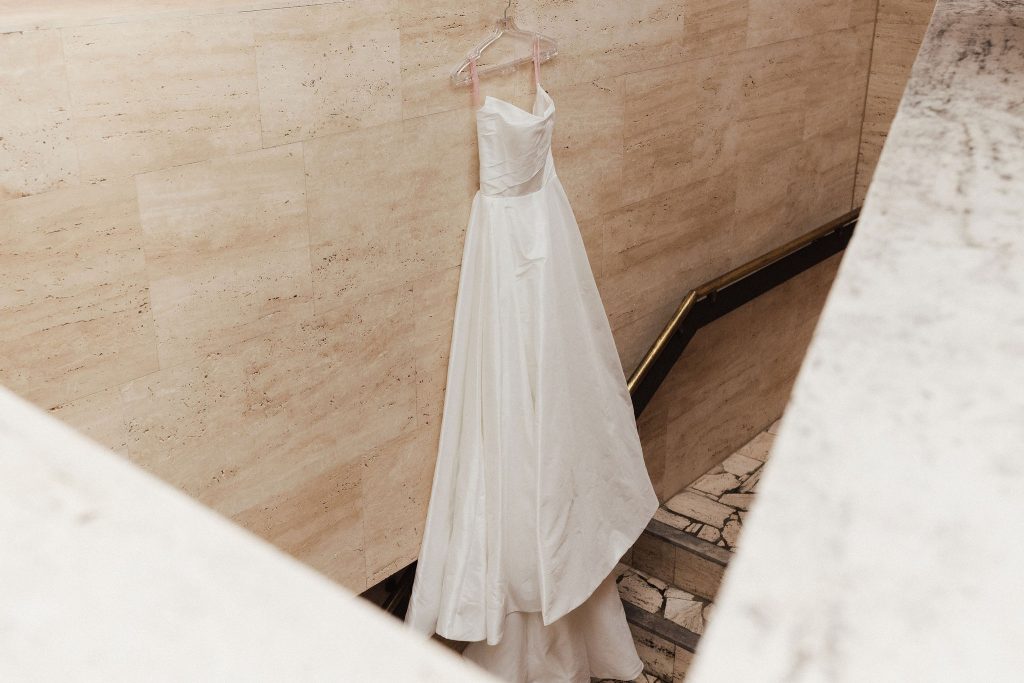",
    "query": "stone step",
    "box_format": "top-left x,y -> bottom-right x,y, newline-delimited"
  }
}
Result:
612,421 -> 779,681
612,564 -> 703,683
625,424 -> 776,600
